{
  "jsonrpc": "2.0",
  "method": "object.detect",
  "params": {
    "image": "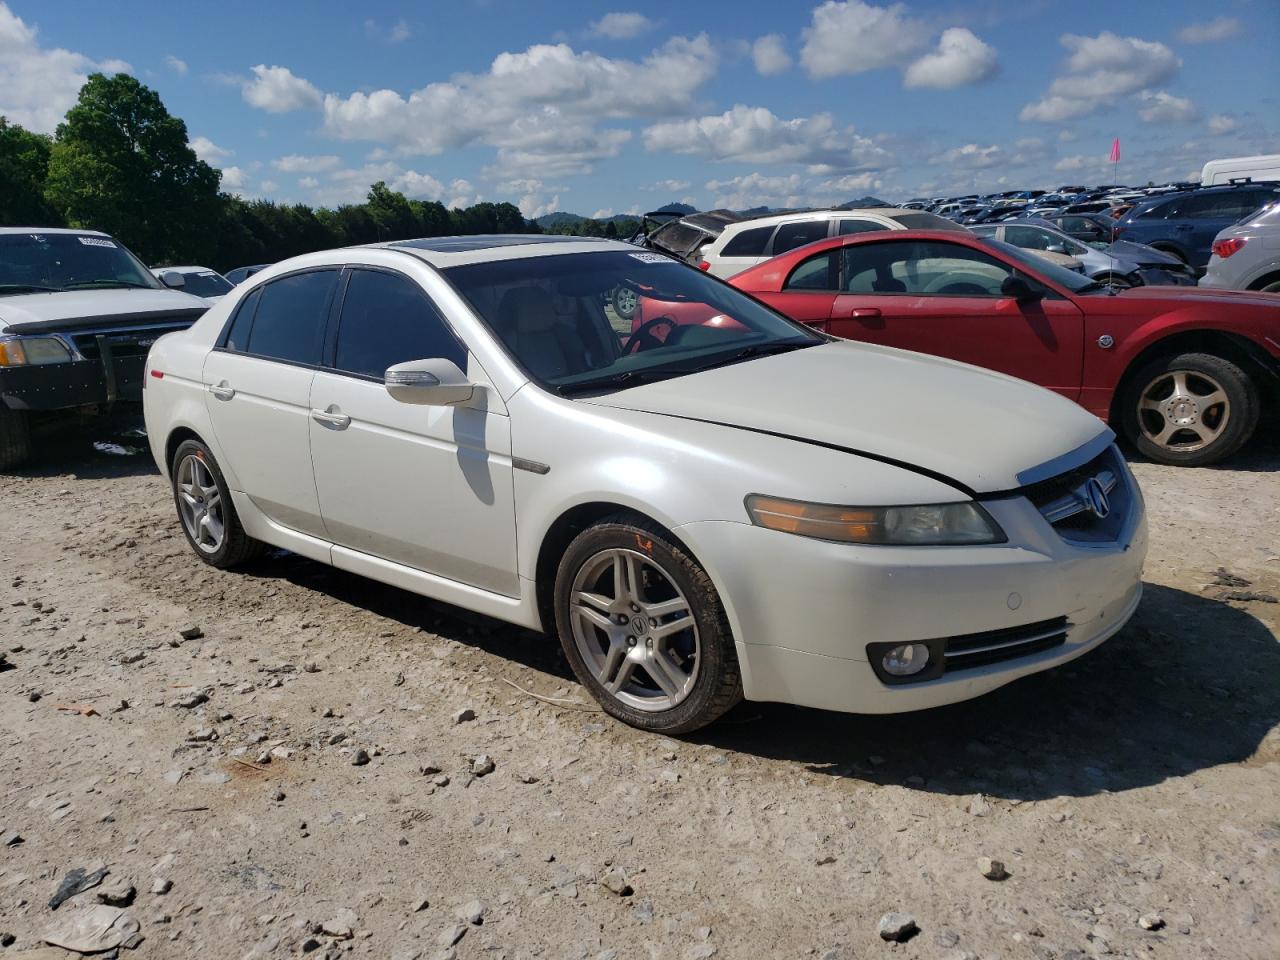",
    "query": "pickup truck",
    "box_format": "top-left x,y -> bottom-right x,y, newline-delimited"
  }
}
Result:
0,228 -> 208,468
